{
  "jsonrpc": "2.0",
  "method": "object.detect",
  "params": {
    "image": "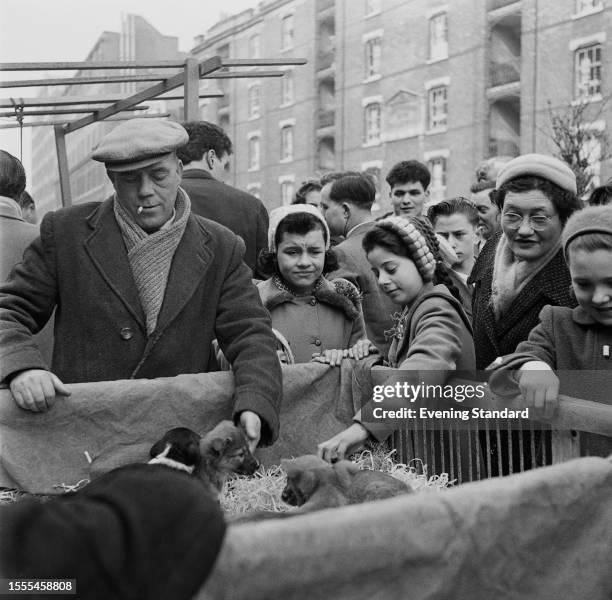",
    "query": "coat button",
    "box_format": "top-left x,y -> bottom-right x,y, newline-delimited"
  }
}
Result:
120,327 -> 133,340
314,339 -> 322,346
309,298 -> 317,306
